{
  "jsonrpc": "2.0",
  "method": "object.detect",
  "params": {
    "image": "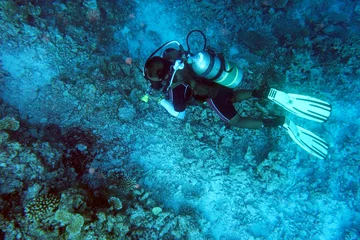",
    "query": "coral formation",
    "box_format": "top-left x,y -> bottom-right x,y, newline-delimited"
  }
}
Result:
108,196 -> 122,210
152,206 -> 163,216
0,141 -> 46,195
0,131 -> 9,145
55,210 -> 84,236
108,170 -> 137,192
24,194 -> 60,221
0,117 -> 19,131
